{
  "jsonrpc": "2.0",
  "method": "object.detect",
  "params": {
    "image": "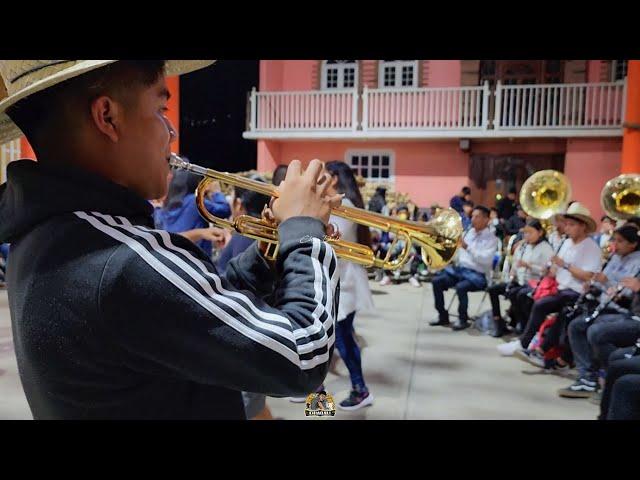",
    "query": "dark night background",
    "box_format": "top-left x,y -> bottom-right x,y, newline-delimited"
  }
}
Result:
179,60 -> 260,173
